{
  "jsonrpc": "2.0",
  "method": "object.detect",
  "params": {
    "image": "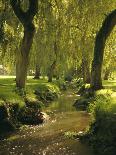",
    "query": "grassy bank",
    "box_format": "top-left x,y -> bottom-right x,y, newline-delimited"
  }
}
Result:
0,76 -> 60,135
84,80 -> 116,155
